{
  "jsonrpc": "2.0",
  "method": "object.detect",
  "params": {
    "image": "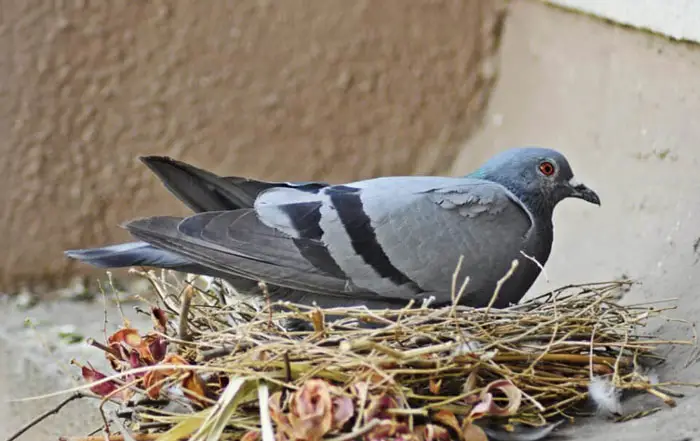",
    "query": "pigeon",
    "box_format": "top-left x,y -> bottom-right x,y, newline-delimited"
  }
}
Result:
65,147 -> 600,310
